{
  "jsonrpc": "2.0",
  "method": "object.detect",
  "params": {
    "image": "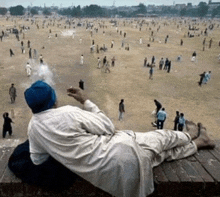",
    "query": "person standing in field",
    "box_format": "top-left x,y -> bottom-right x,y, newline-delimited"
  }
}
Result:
80,55 -> 84,65
2,112 -> 14,138
111,57 -> 116,67
198,72 -> 206,86
97,57 -> 101,69
209,38 -> 212,48
149,66 -> 154,80
119,99 -> 125,121
9,84 -> 17,104
151,56 -> 155,65
10,49 -> 15,57
25,62 -> 32,77
180,39 -> 183,46
202,71 -> 211,84
167,60 -> 171,73
29,48 -> 32,59
157,108 -> 167,129
173,111 -> 180,131
111,40 -> 114,48
103,56 -> 107,67
104,61 -> 110,73
159,58 -> 164,70
27,40 -> 30,48
178,113 -> 186,131
164,58 -> 169,70
39,54 -> 44,64
140,37 -> 142,44
144,57 -> 147,67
